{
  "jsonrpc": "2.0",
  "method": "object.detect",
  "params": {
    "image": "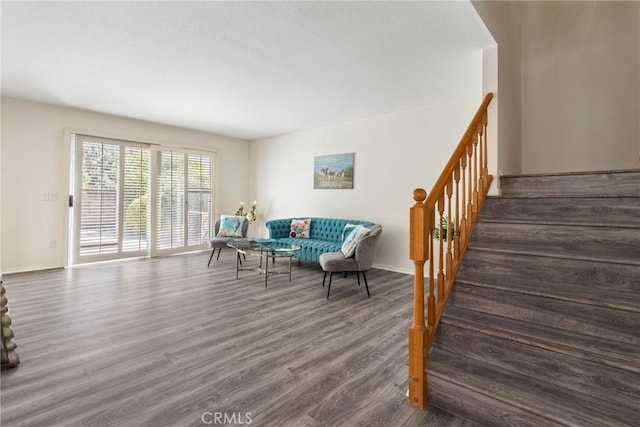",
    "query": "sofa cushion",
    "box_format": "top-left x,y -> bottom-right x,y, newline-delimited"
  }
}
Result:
217,215 -> 246,237
290,218 -> 311,238
341,224 -> 371,257
276,238 -> 341,262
